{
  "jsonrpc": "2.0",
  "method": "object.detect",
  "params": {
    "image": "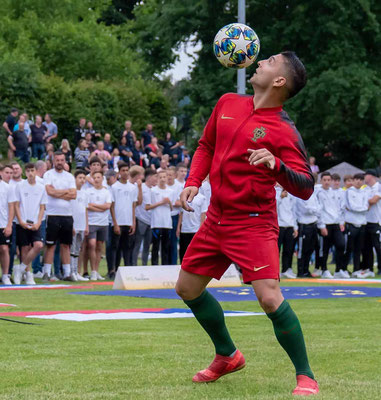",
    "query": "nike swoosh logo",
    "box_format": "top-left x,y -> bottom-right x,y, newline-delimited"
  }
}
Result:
253,265 -> 270,272
221,114 -> 234,119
